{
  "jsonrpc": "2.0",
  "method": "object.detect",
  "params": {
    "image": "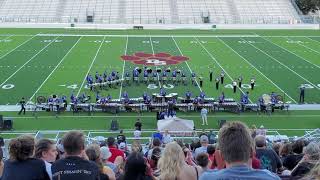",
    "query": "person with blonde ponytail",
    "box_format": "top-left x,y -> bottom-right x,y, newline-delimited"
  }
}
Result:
158,142 -> 201,180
